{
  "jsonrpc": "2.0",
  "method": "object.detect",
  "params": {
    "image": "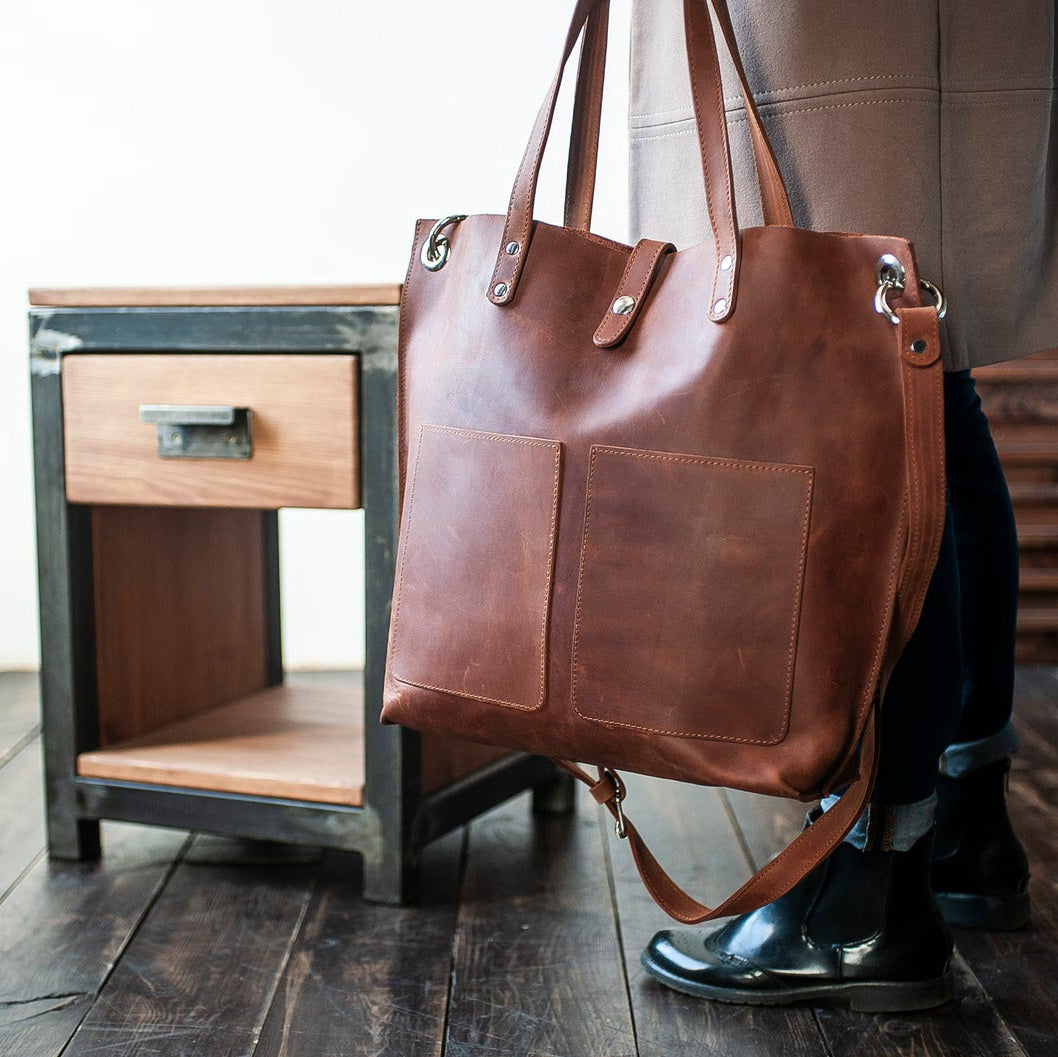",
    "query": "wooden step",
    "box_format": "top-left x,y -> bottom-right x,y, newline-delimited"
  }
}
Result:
976,362 -> 1058,384
1009,482 -> 1058,505
976,387 -> 1058,424
996,442 -> 1058,465
1016,524 -> 1058,548
1020,569 -> 1058,592
1017,607 -> 1058,632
